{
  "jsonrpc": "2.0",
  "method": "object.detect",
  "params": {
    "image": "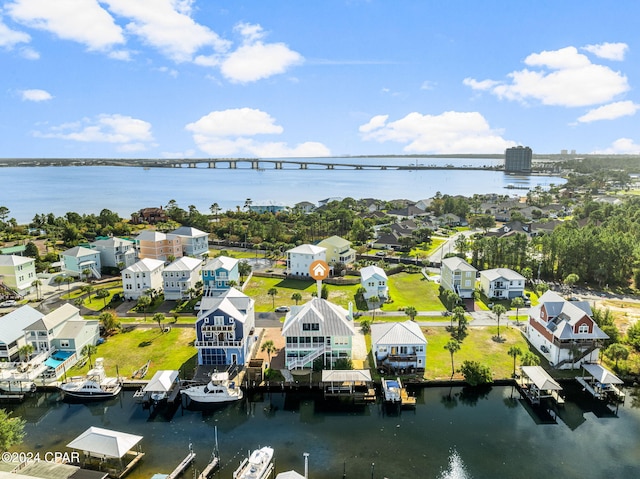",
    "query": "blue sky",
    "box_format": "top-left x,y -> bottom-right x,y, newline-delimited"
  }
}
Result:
1,0 -> 639,158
